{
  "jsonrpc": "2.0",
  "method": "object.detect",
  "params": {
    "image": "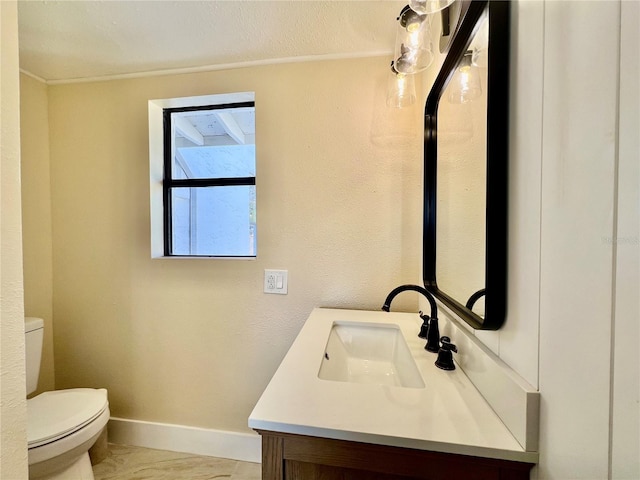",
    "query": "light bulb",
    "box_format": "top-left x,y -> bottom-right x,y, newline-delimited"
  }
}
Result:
448,53 -> 482,104
387,62 -> 416,108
